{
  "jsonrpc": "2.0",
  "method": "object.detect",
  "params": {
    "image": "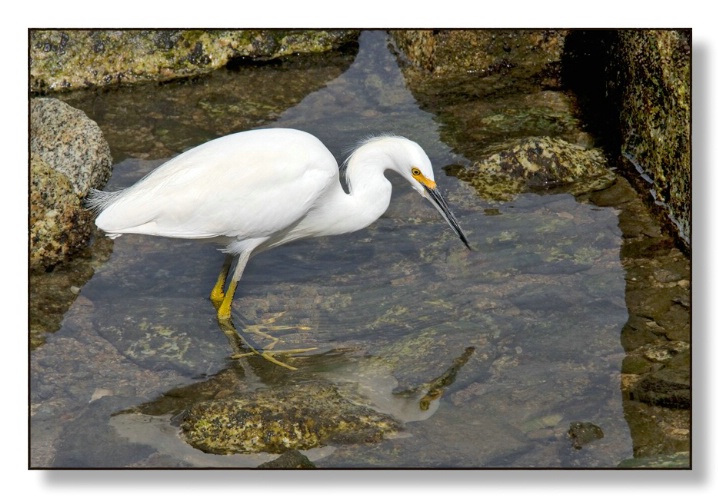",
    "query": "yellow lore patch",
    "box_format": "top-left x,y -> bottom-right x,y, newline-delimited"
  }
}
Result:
411,167 -> 436,189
